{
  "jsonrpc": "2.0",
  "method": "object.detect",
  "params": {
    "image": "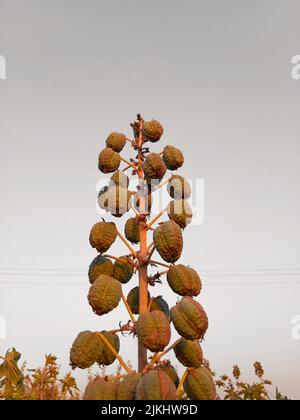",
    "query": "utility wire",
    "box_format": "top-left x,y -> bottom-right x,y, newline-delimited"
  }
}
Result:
0,268 -> 300,286
0,281 -> 299,286
1,271 -> 300,278
1,267 -> 300,272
